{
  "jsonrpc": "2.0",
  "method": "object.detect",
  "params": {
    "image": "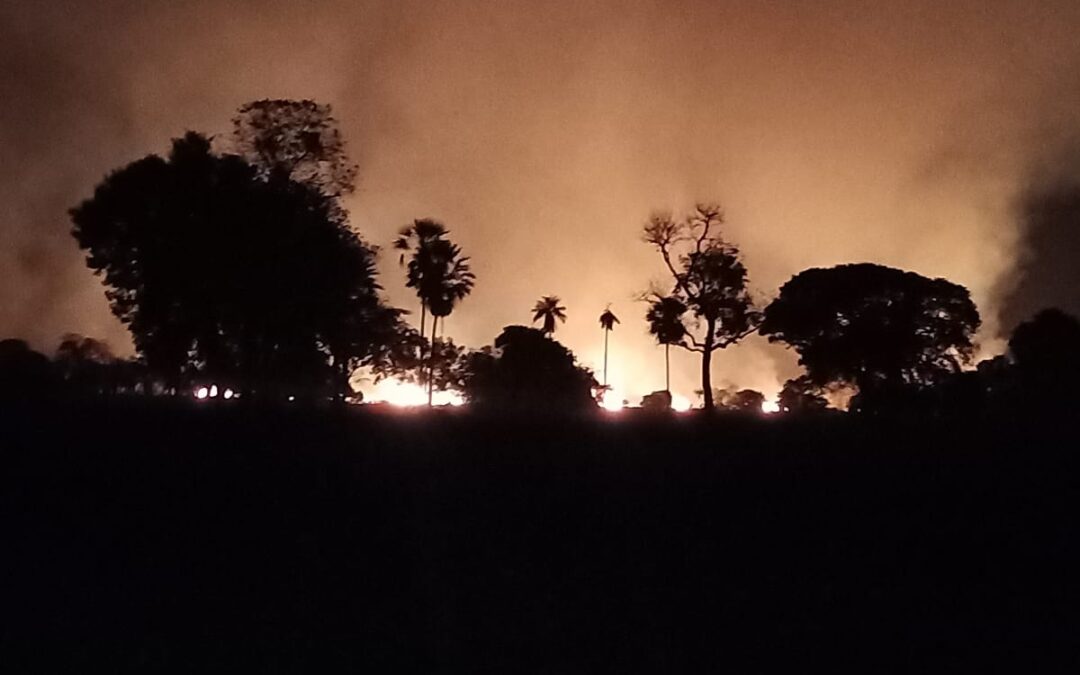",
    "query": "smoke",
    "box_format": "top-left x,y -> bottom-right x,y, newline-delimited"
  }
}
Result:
3,0 -> 1080,401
